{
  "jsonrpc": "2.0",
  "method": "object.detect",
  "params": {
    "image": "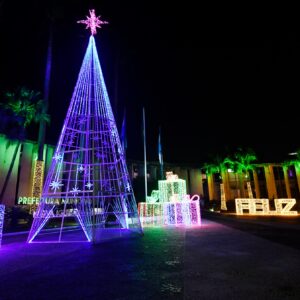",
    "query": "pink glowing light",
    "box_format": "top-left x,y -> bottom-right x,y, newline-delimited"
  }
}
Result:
77,9 -> 108,35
